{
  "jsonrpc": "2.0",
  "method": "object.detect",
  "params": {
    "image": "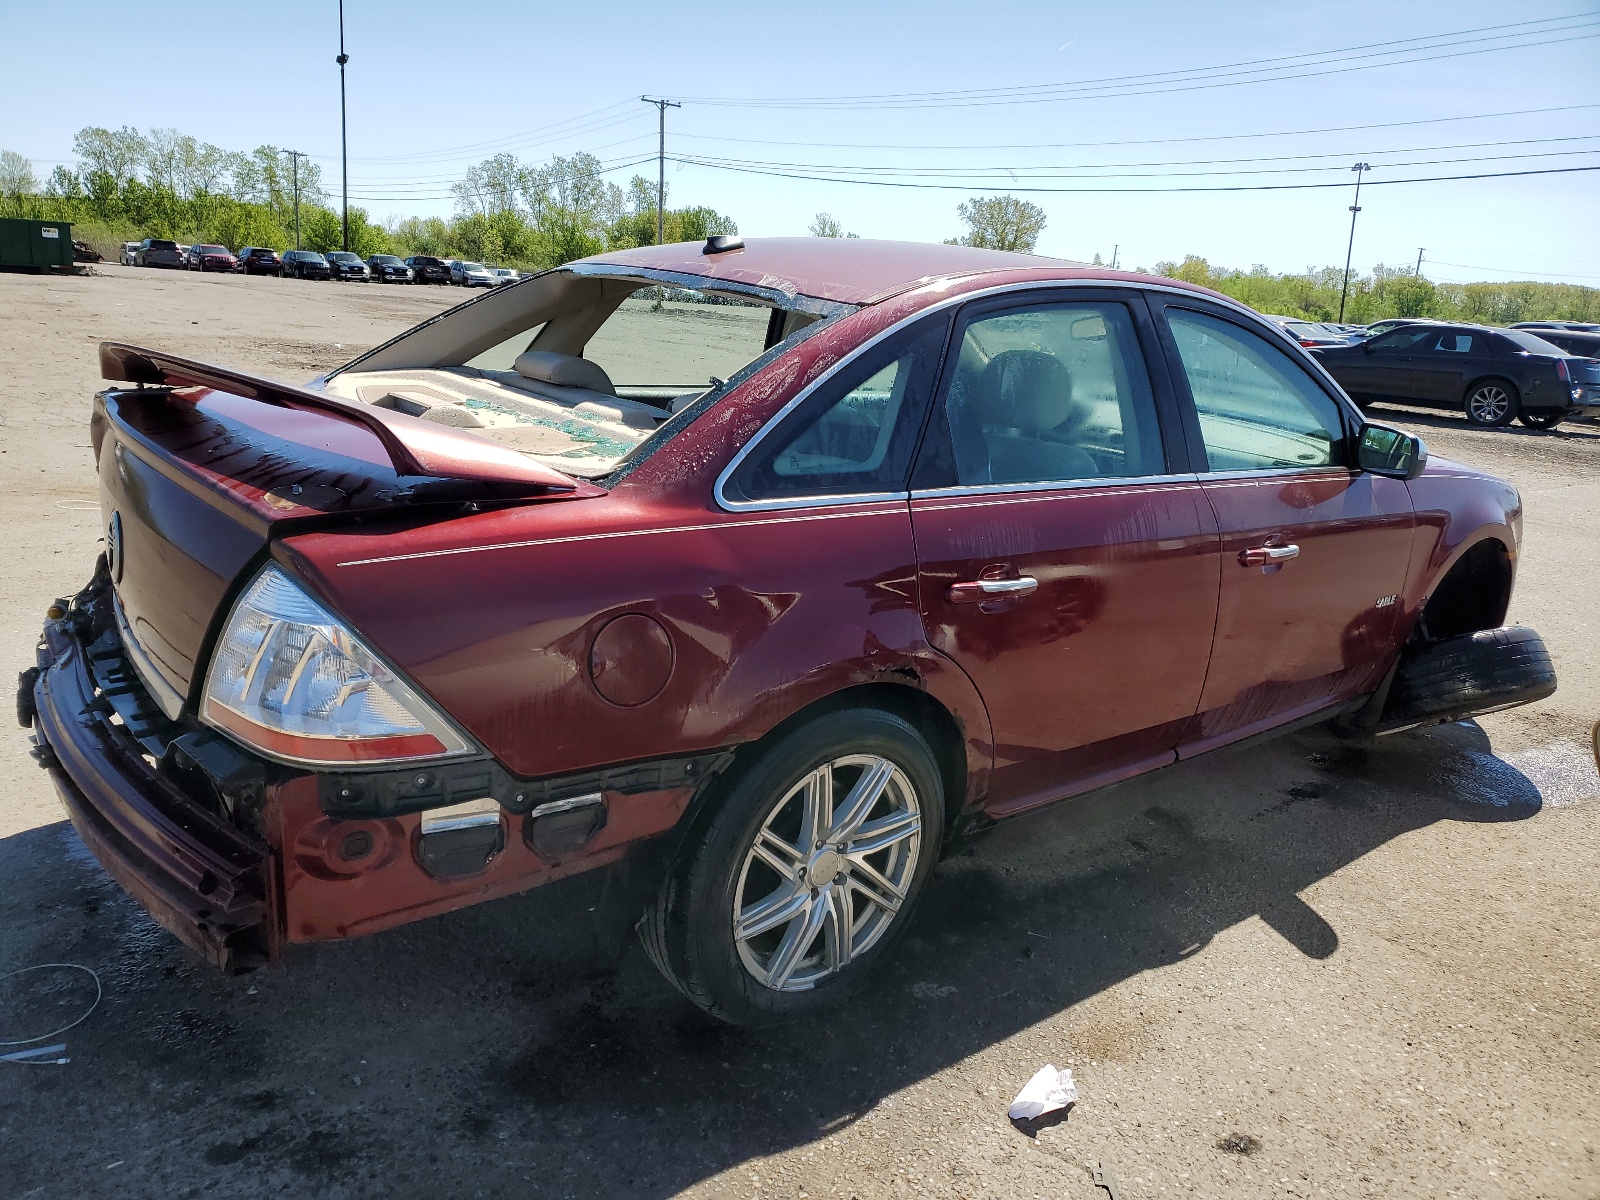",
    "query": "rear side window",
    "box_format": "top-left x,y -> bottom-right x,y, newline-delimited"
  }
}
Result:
1427,332 -> 1475,354
1166,308 -> 1347,472
915,301 -> 1164,488
725,316 -> 950,504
